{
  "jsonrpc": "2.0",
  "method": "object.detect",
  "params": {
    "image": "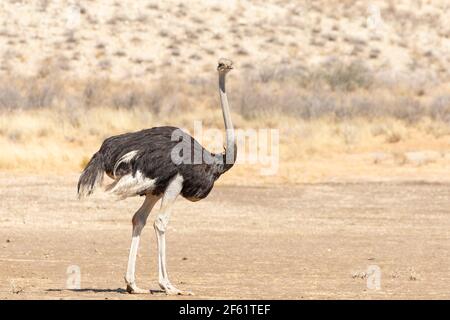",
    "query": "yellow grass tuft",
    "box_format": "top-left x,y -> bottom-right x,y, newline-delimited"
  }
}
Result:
2,105 -> 450,184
